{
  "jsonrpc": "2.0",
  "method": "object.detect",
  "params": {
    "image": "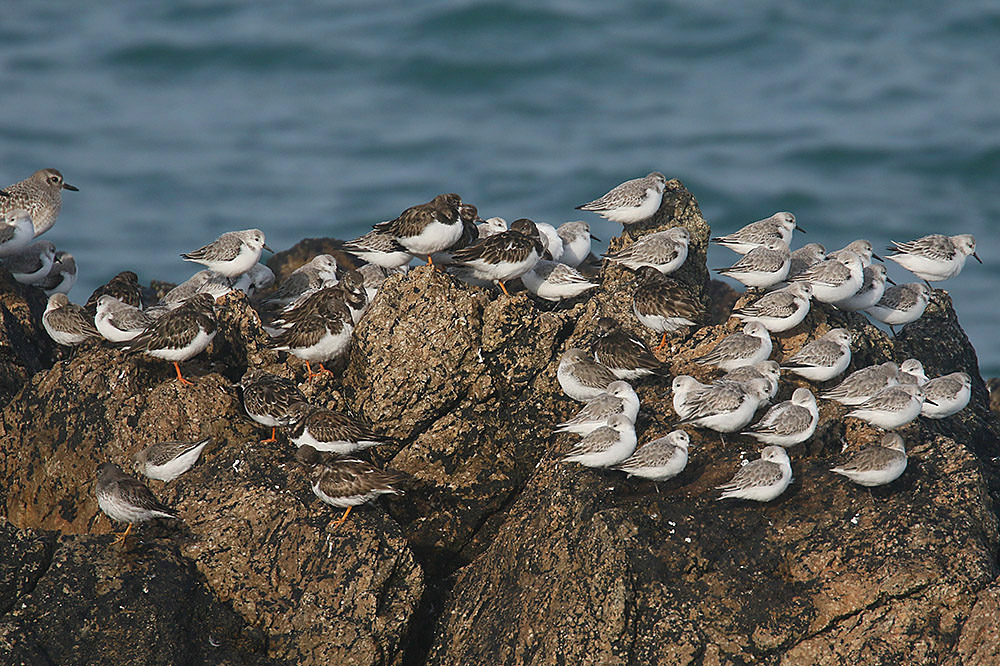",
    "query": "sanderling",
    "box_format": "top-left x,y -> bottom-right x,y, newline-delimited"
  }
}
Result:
342,229 -> 413,269
295,445 -> 404,529
123,292 -> 217,385
288,404 -> 391,454
555,381 -> 640,435
720,360 -> 782,400
694,321 -> 773,372
132,438 -> 211,482
86,271 -> 143,311
561,414 -> 638,468
742,387 -> 818,447
827,239 -> 881,267
43,293 -> 101,347
259,254 -> 339,309
357,263 -> 407,303
920,372 -> 971,419
239,369 -> 307,442
0,168 -> 77,237
268,286 -> 354,377
575,172 -> 667,227
847,384 -> 929,430
781,328 -> 852,382
821,361 -> 900,406
477,216 -> 508,238
732,282 -> 813,332
789,251 -> 864,303
534,222 -> 564,262
865,282 -> 932,334
521,259 -> 598,302
711,212 -> 801,255
832,264 -> 892,312
714,238 -> 791,289
157,270 -> 237,310
2,239 -> 55,284
591,316 -> 666,379
603,227 -> 689,275
556,221 -> 599,268
451,218 -> 543,295
830,433 -> 907,487
94,294 -> 154,342
557,348 -> 618,402
373,193 -> 464,263
0,209 -> 34,258
898,359 -> 928,385
886,233 -> 980,285
787,243 -> 827,281
631,266 -> 702,349
181,229 -> 271,278
96,462 -> 179,544
37,250 -> 78,296
672,375 -> 714,419
678,378 -> 771,433
716,446 -> 793,502
613,430 -> 691,481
